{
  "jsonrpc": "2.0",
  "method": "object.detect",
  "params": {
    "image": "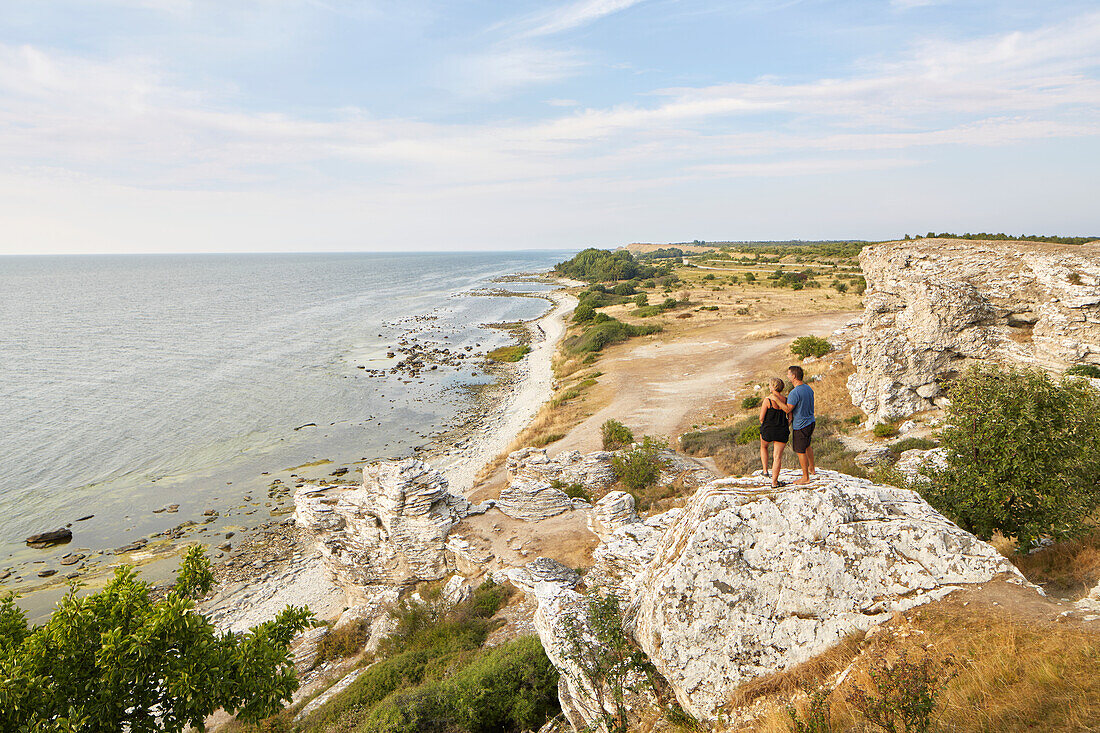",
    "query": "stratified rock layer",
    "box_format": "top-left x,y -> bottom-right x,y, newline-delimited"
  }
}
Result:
848,239 -> 1100,424
294,458 -> 469,587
